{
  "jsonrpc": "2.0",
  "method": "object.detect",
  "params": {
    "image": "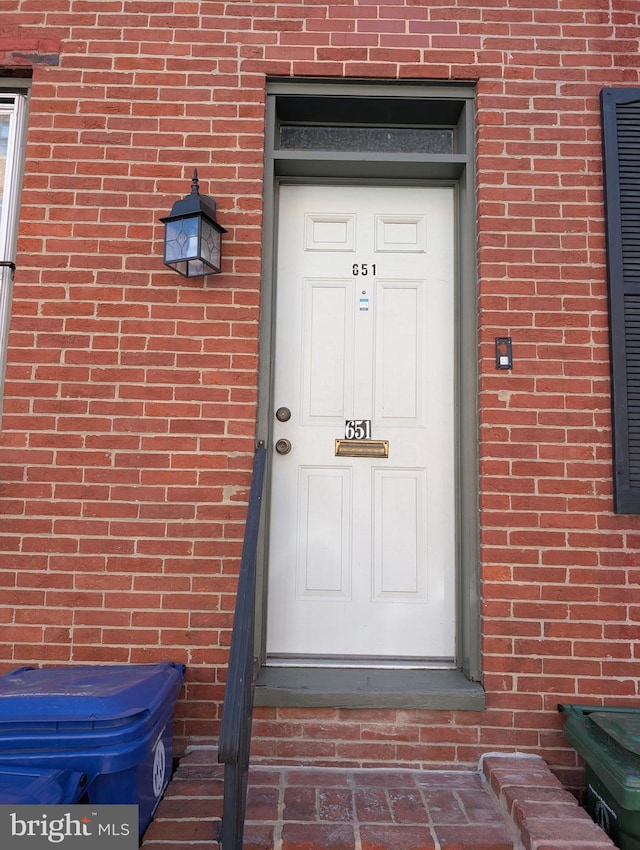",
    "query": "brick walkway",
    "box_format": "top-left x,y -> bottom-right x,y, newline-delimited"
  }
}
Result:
141,749 -> 614,850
